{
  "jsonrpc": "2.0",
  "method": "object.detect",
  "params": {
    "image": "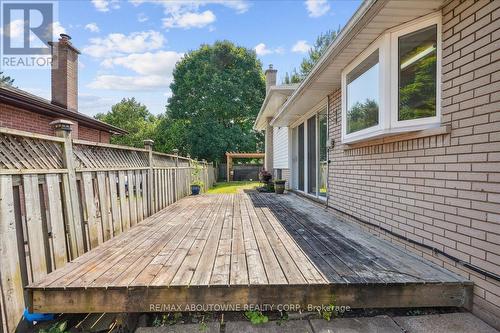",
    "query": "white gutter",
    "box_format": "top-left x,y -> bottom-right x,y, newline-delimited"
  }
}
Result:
271,0 -> 385,126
